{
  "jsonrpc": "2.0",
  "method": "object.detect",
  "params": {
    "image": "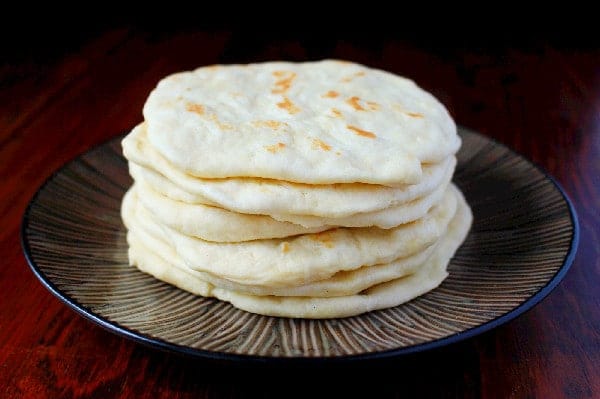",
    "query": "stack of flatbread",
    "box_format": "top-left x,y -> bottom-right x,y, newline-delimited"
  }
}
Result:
121,60 -> 472,318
